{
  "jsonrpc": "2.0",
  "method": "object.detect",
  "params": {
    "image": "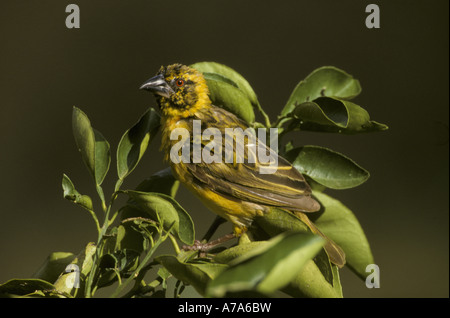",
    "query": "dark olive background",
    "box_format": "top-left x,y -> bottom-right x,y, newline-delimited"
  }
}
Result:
0,1 -> 448,297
